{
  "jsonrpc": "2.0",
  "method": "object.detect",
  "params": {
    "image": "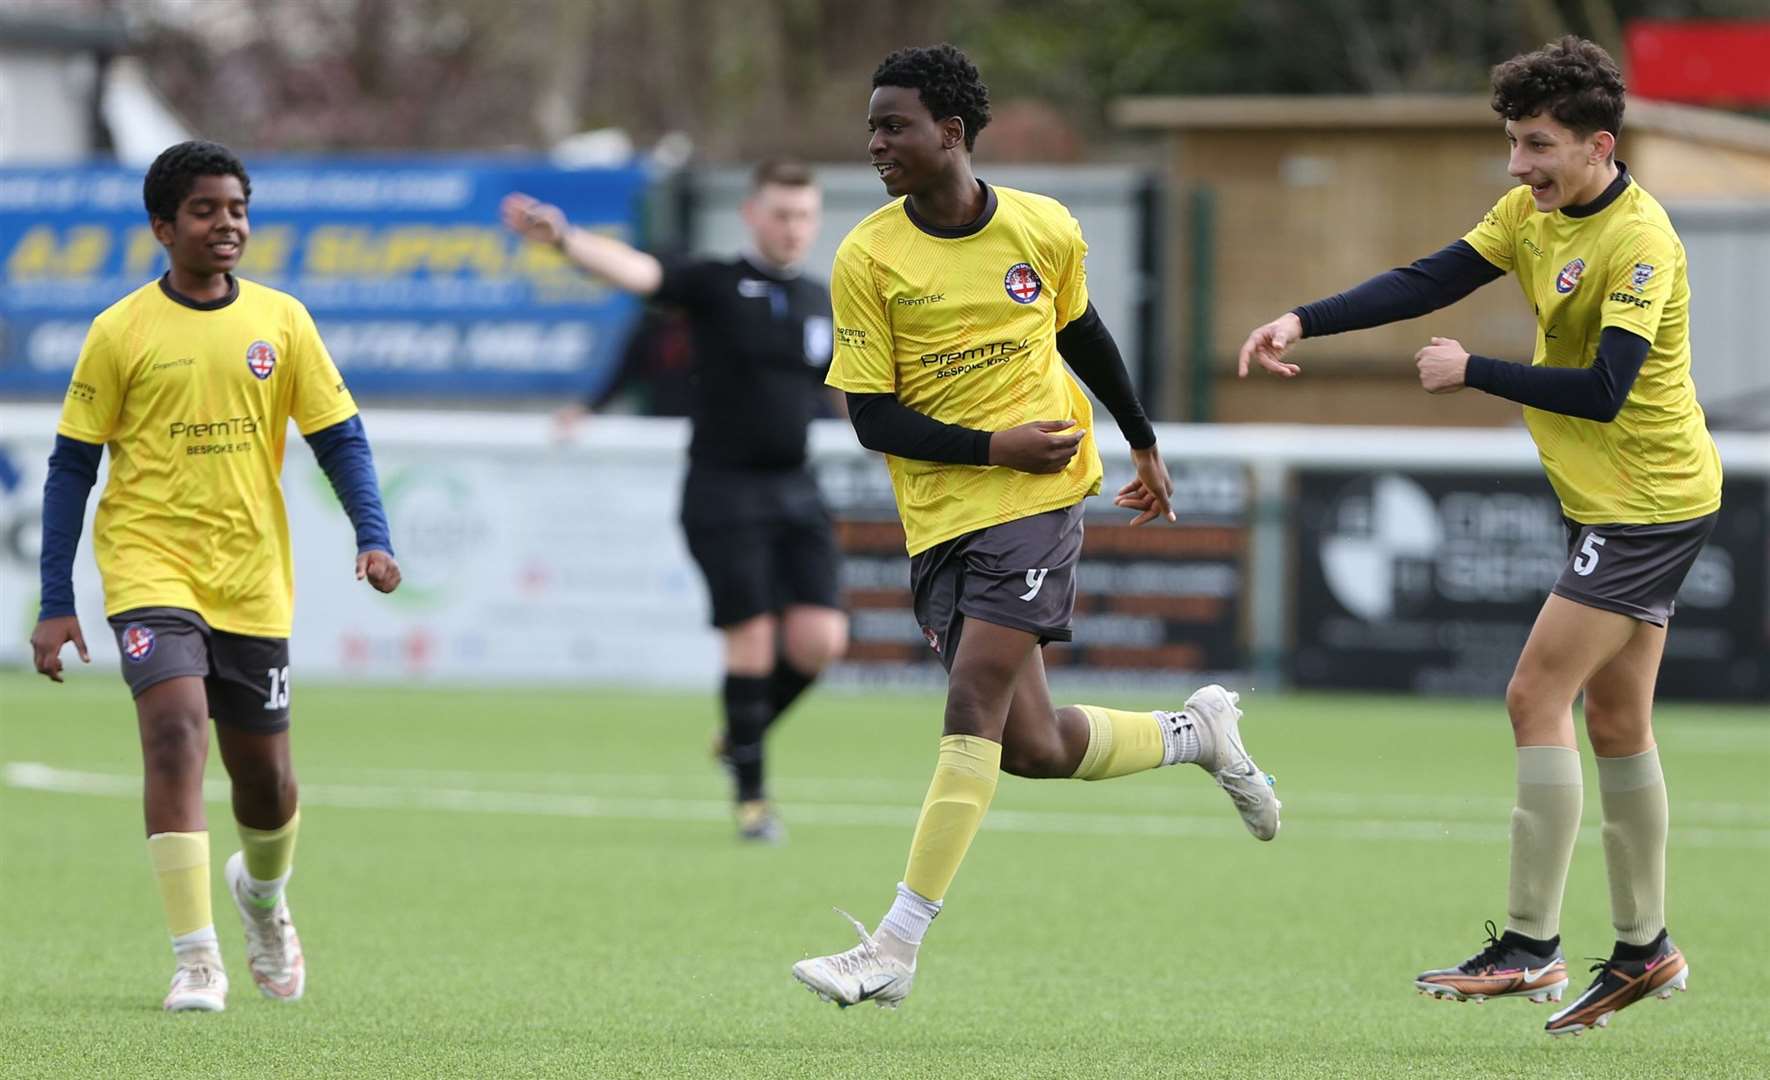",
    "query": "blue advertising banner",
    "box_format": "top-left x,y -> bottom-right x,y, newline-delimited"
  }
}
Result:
0,158 -> 648,397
